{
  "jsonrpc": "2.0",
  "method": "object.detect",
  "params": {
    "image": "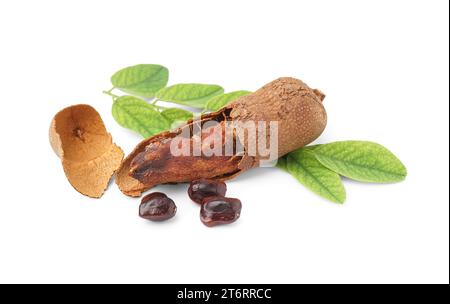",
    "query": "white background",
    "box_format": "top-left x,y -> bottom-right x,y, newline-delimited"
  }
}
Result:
0,0 -> 448,284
